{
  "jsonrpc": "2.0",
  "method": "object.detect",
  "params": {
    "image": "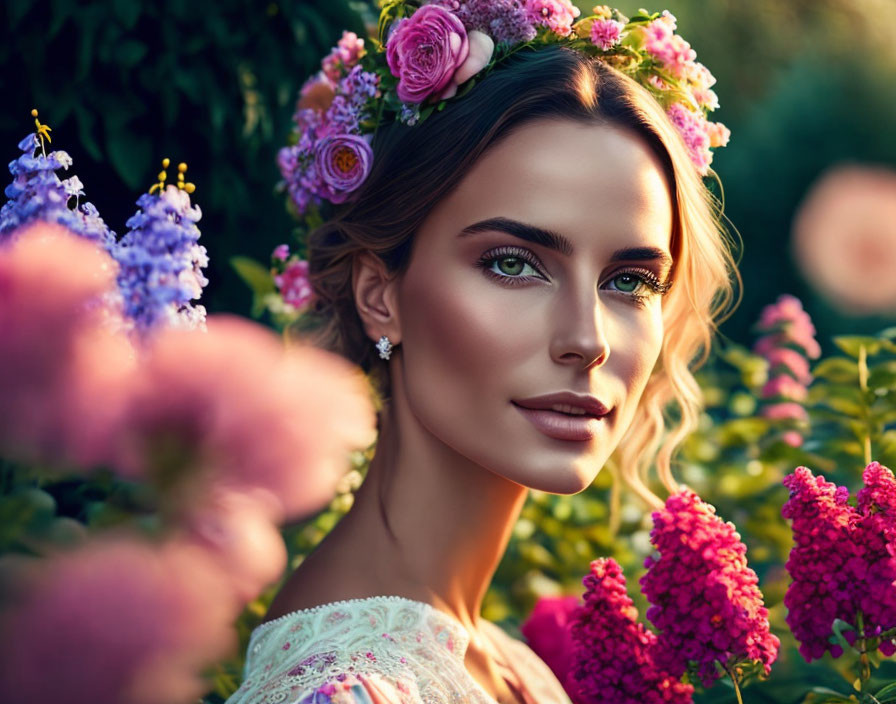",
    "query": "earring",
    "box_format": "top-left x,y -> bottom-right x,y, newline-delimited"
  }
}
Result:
376,335 -> 393,360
